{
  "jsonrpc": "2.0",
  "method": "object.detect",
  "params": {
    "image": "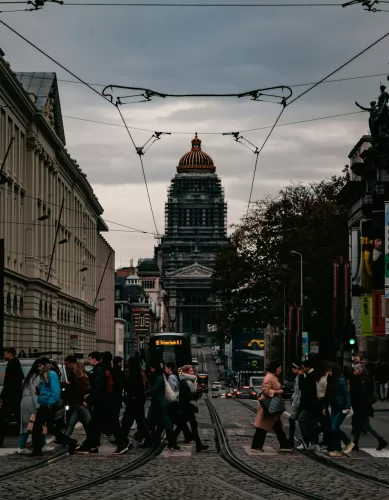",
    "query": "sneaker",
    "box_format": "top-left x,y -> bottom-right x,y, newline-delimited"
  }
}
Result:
113,444 -> 131,455
343,442 -> 355,455
329,451 -> 343,457
377,439 -> 388,451
18,448 -> 31,454
89,448 -> 99,454
296,444 -> 306,451
308,444 -> 320,453
196,444 -> 209,452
